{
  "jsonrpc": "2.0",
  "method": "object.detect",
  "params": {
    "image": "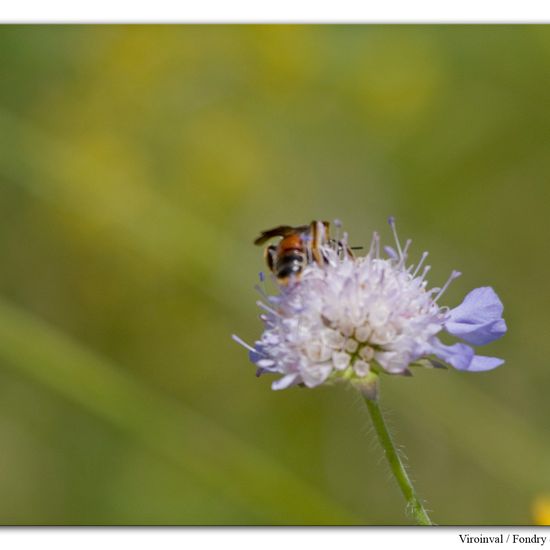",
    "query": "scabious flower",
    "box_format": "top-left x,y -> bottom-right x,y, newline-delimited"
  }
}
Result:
233,219 -> 507,391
